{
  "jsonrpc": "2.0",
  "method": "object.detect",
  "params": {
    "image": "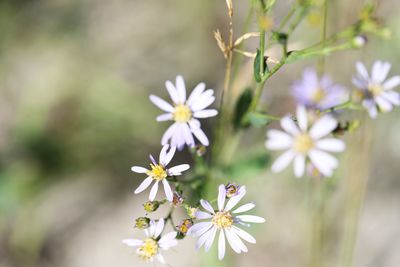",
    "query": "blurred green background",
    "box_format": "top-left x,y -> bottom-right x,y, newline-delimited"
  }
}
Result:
0,0 -> 399,266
